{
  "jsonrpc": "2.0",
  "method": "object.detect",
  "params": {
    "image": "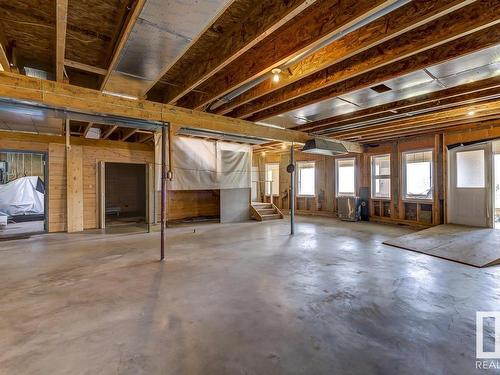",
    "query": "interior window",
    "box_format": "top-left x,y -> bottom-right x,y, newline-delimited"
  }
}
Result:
297,162 -> 315,196
336,158 -> 355,196
371,154 -> 391,199
403,150 -> 433,200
